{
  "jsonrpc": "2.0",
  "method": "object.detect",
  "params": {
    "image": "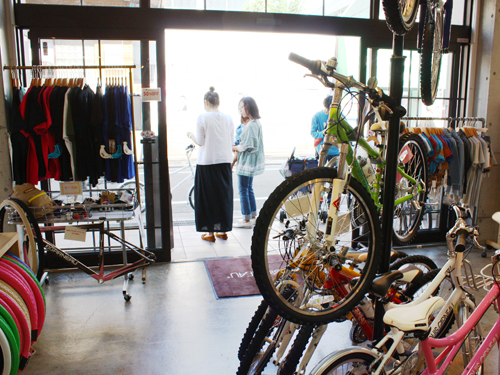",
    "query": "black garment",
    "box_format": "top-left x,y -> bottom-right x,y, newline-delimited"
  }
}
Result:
458,130 -> 472,195
49,85 -> 72,181
71,85 -> 102,186
9,87 -> 29,184
25,86 -> 48,178
194,163 -> 233,233
91,86 -> 106,178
